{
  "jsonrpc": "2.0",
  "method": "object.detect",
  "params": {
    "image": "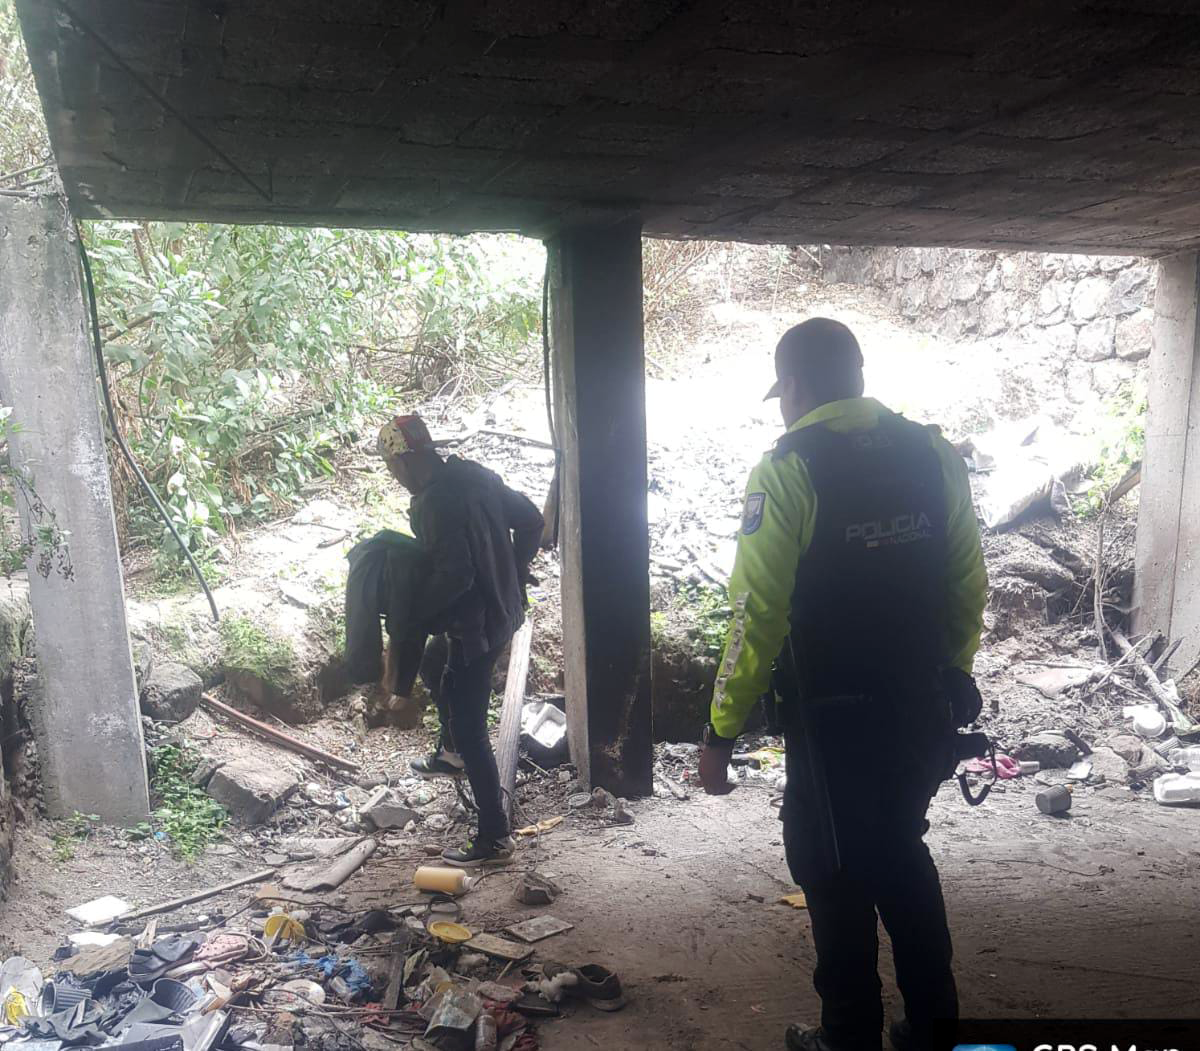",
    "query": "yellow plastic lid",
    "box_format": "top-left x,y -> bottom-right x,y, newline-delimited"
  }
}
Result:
428,920 -> 473,944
